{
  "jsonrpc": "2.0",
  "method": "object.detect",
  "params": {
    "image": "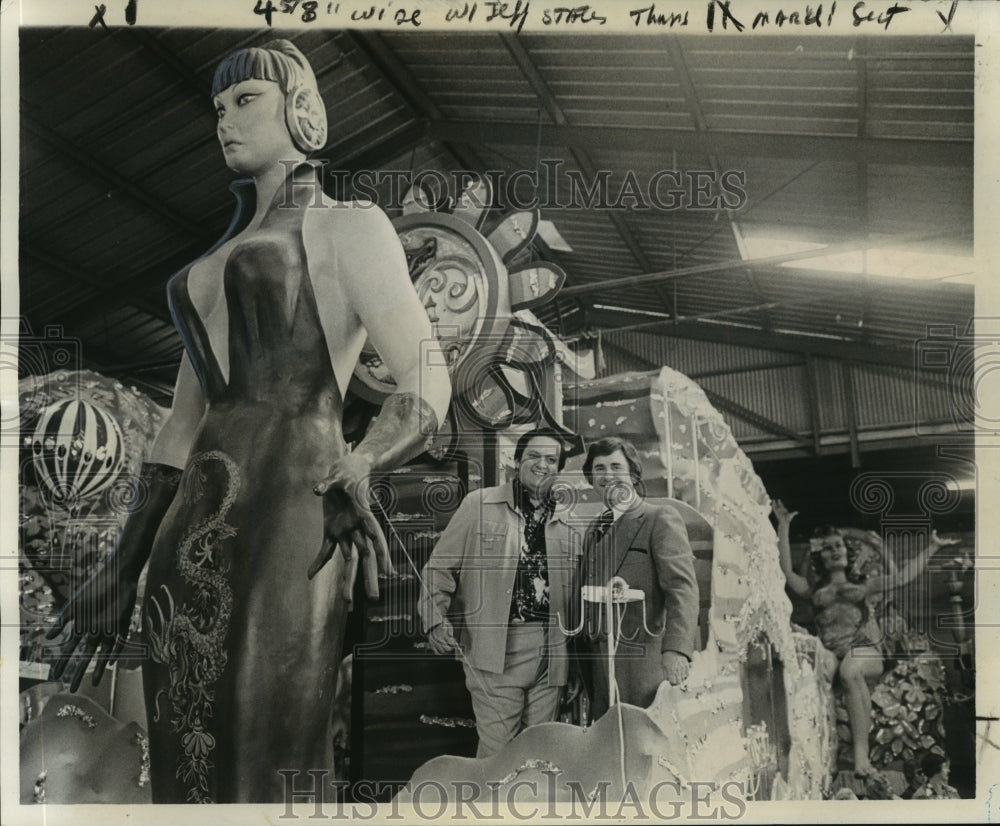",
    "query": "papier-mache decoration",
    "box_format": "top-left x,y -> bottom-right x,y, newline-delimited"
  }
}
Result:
19,370 -> 168,660
349,171 -> 577,458
594,368 -> 828,798
30,398 -> 125,511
